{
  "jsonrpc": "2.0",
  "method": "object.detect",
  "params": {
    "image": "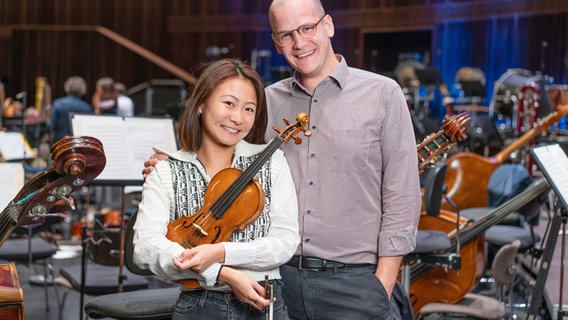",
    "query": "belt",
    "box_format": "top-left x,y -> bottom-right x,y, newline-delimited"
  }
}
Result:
285,256 -> 374,271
